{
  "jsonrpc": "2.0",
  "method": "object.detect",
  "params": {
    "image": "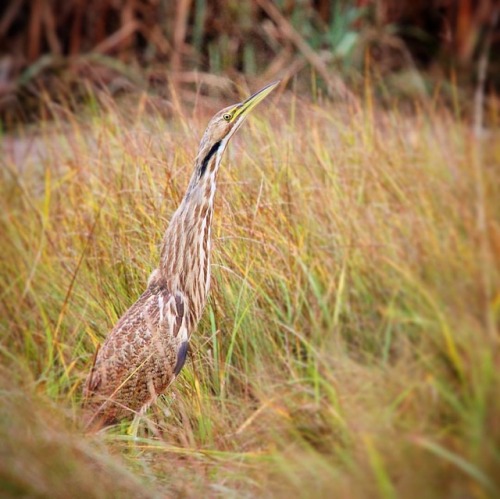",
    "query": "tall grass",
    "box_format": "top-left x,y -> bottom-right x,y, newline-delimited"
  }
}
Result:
0,86 -> 499,497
